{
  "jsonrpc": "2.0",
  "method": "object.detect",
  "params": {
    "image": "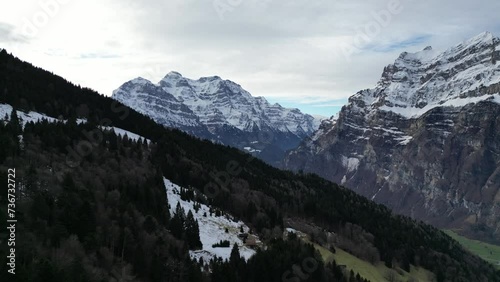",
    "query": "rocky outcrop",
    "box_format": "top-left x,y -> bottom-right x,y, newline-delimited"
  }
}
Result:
285,32 -> 500,242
